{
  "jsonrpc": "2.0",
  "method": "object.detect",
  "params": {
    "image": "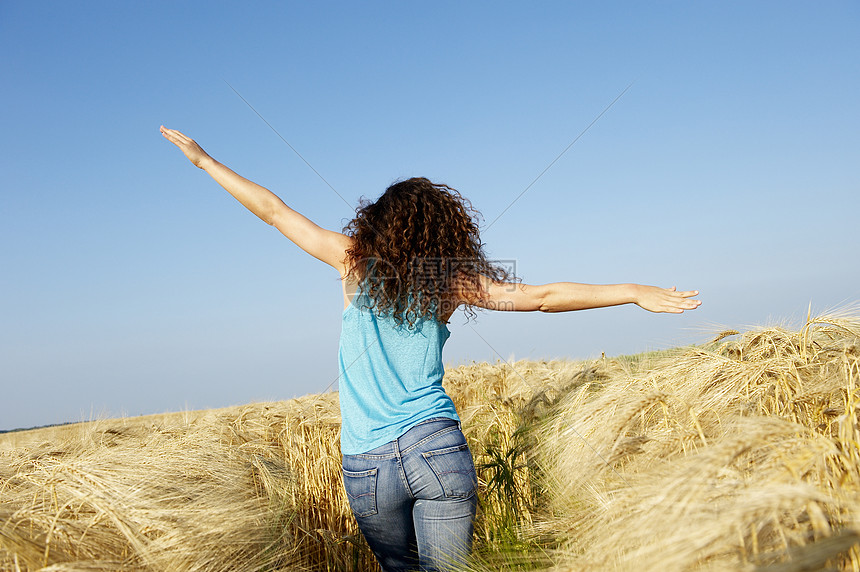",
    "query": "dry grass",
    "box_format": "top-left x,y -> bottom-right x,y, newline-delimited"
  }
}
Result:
2,310 -> 859,571
538,311 -> 860,571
